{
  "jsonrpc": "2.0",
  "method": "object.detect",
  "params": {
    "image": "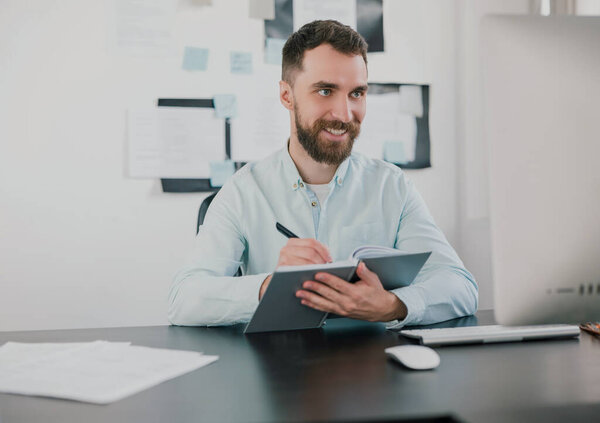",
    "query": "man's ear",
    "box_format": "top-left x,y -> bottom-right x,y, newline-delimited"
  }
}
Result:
279,80 -> 294,111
